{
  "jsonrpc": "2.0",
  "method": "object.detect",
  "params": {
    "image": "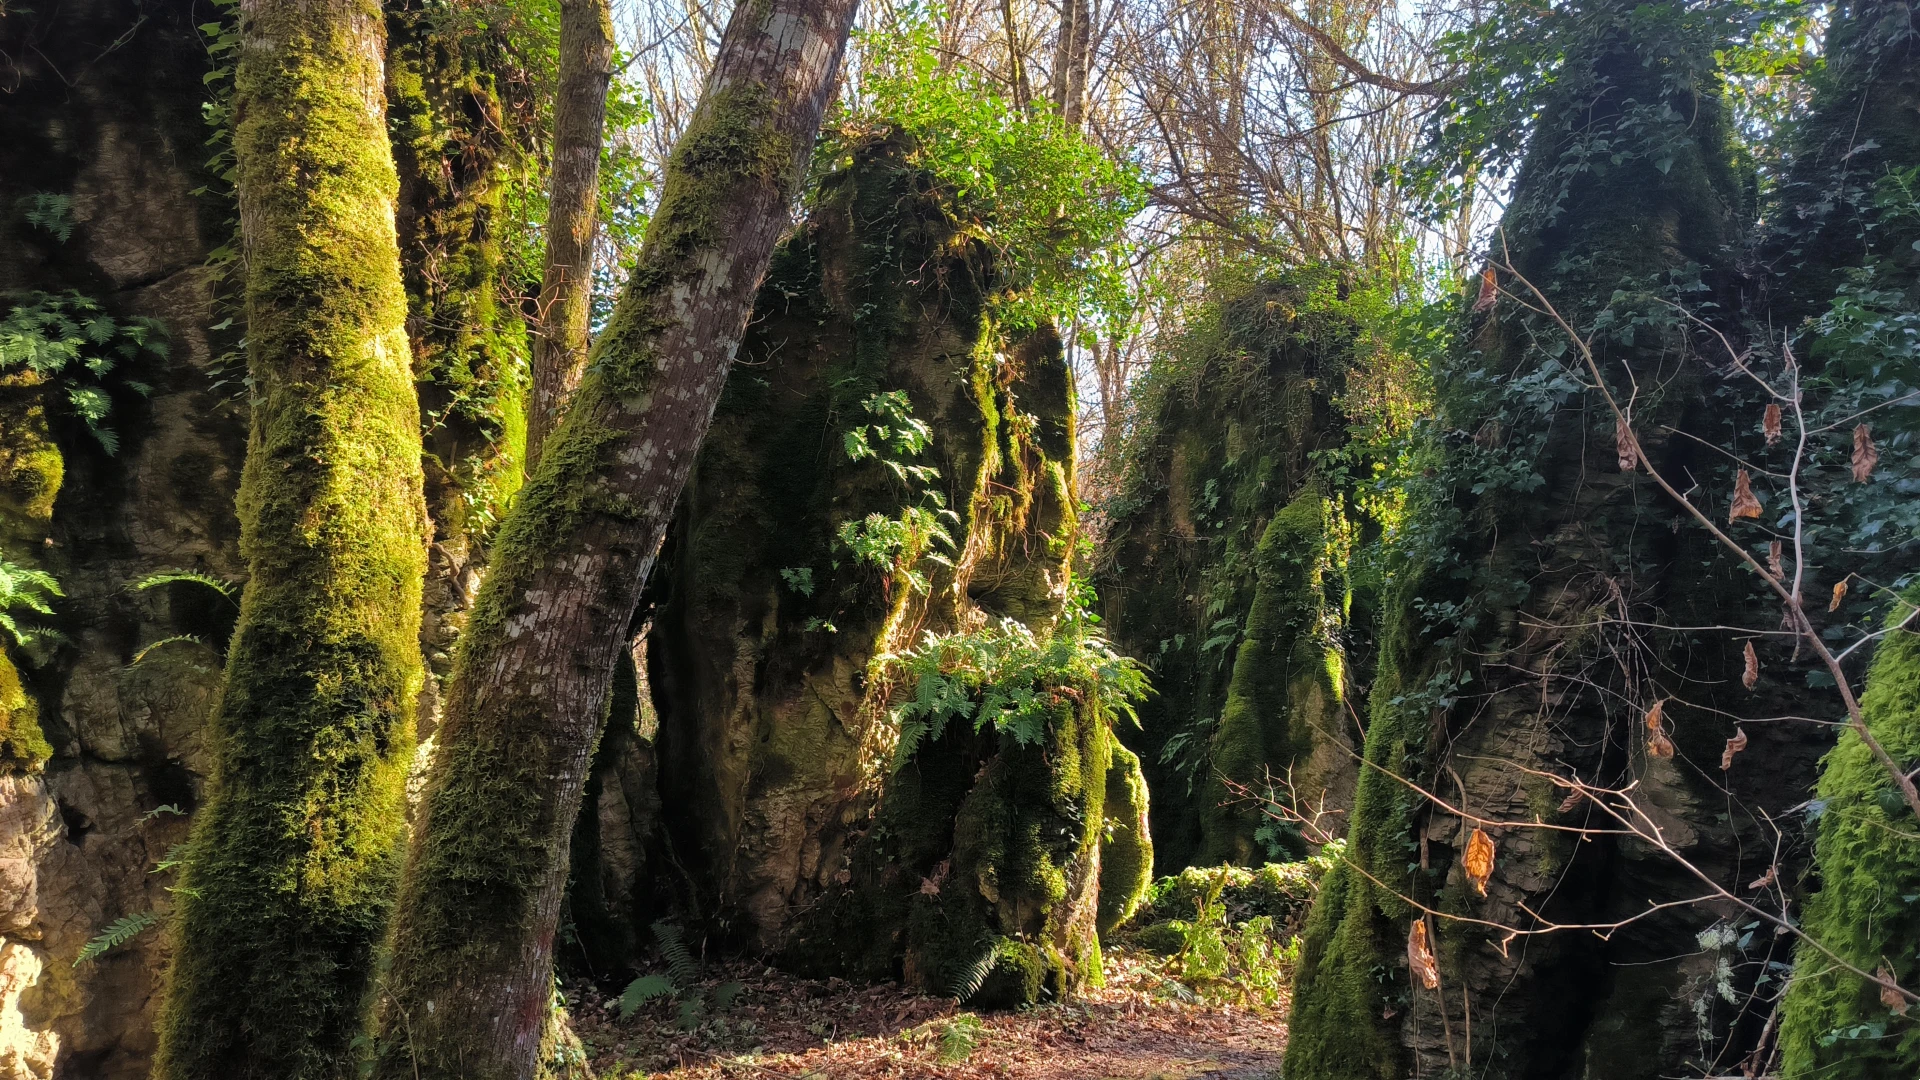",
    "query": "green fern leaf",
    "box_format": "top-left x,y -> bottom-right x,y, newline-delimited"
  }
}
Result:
617,974 -> 674,1018
74,911 -> 158,966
